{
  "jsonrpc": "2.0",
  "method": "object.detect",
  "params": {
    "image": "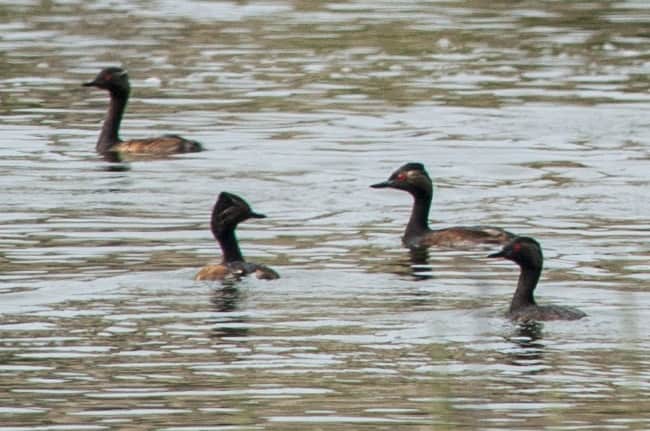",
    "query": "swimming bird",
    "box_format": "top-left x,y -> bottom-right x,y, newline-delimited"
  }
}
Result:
195,192 -> 279,281
488,236 -> 586,321
371,163 -> 515,248
83,67 -> 202,157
